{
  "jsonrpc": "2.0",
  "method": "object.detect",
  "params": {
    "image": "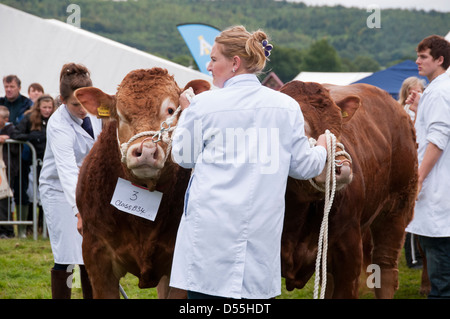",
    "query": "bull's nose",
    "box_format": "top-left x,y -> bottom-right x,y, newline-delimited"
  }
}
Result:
336,163 -> 353,185
132,144 -> 157,159
335,163 -> 348,175
127,138 -> 160,167
134,141 -> 158,160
